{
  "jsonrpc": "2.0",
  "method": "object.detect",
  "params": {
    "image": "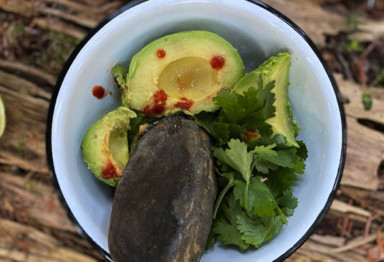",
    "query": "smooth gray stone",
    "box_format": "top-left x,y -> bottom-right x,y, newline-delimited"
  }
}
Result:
109,115 -> 216,262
